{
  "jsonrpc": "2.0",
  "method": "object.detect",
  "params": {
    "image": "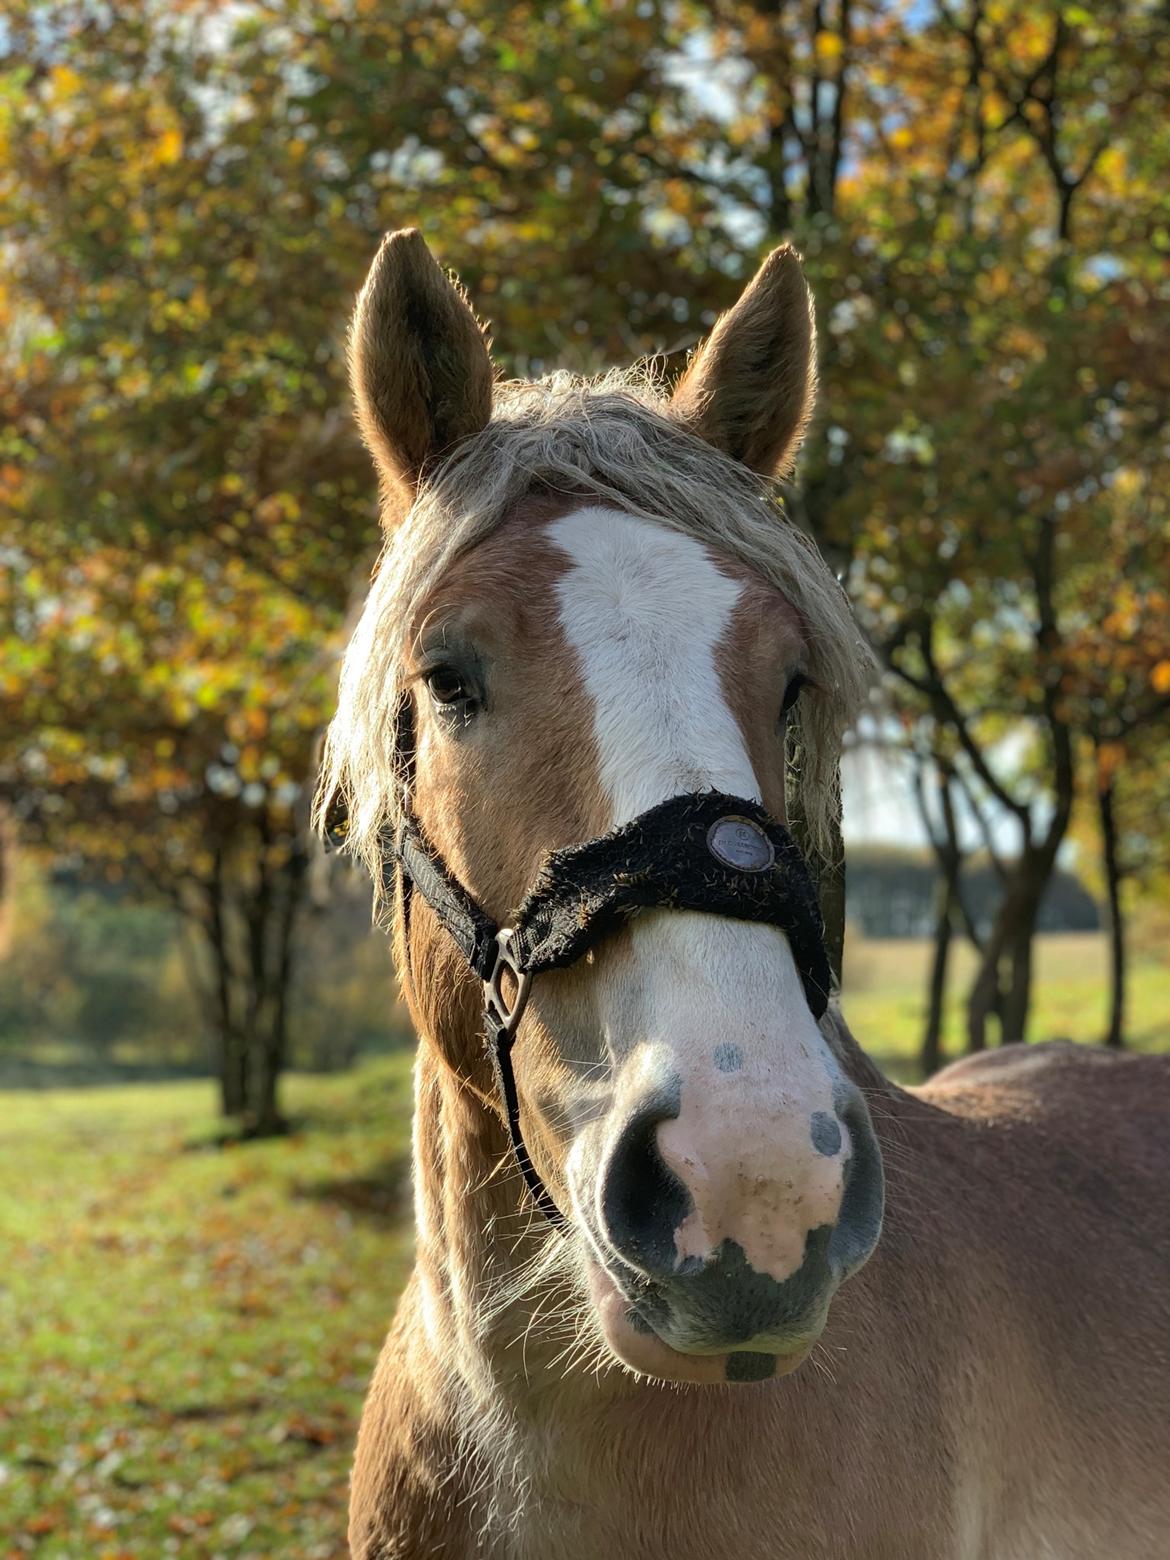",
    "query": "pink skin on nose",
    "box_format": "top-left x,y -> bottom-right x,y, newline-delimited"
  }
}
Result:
655,1043 -> 849,1284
